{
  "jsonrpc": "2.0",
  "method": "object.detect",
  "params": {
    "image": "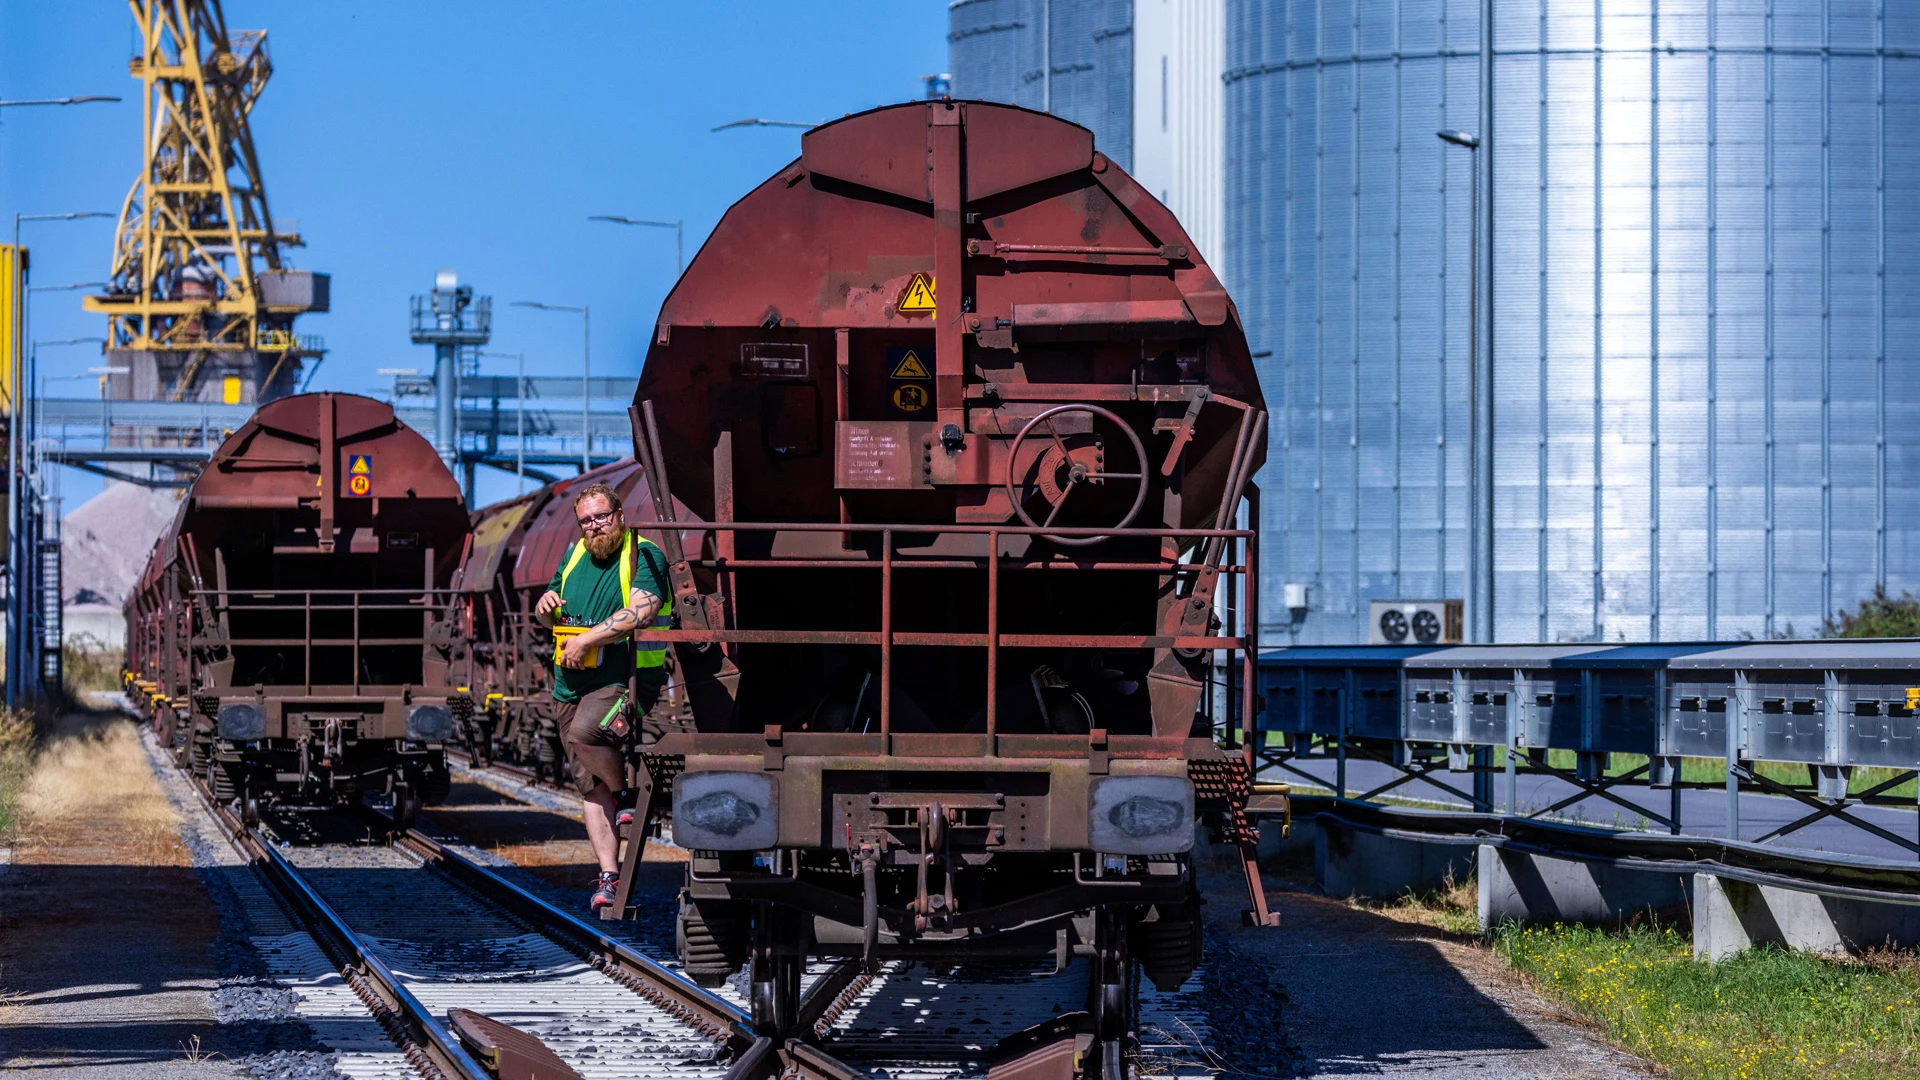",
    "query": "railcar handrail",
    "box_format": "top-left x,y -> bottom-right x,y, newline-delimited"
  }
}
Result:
179,584 -> 460,699
621,518 -> 1253,538
616,516 -> 1260,757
